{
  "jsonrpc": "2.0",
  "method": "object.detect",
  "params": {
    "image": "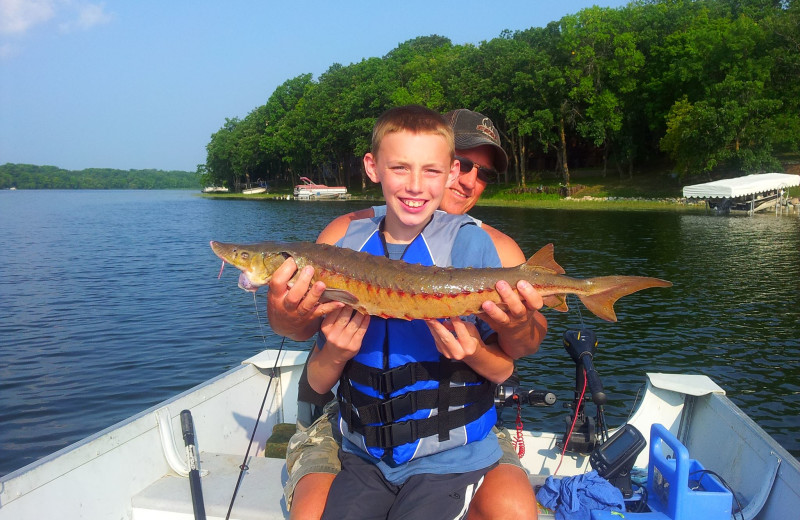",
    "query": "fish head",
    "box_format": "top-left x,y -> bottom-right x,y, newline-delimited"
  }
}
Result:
210,241 -> 288,292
